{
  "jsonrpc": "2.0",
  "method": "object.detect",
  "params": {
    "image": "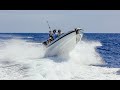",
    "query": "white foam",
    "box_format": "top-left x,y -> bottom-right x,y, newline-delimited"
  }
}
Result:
69,41 -> 104,65
0,39 -> 119,80
0,39 -> 45,61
